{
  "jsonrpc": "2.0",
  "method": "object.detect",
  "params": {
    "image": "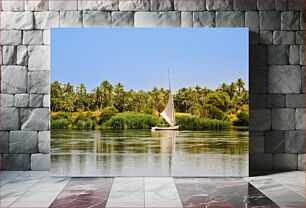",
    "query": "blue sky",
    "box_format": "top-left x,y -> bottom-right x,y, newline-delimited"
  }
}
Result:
51,28 -> 248,92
